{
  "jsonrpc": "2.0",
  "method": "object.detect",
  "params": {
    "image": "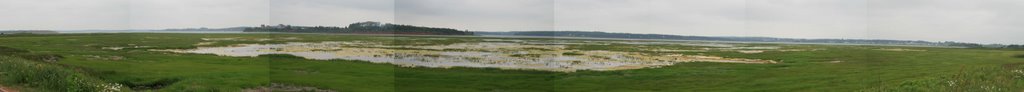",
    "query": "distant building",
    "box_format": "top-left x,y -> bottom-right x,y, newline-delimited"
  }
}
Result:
0,30 -> 59,35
